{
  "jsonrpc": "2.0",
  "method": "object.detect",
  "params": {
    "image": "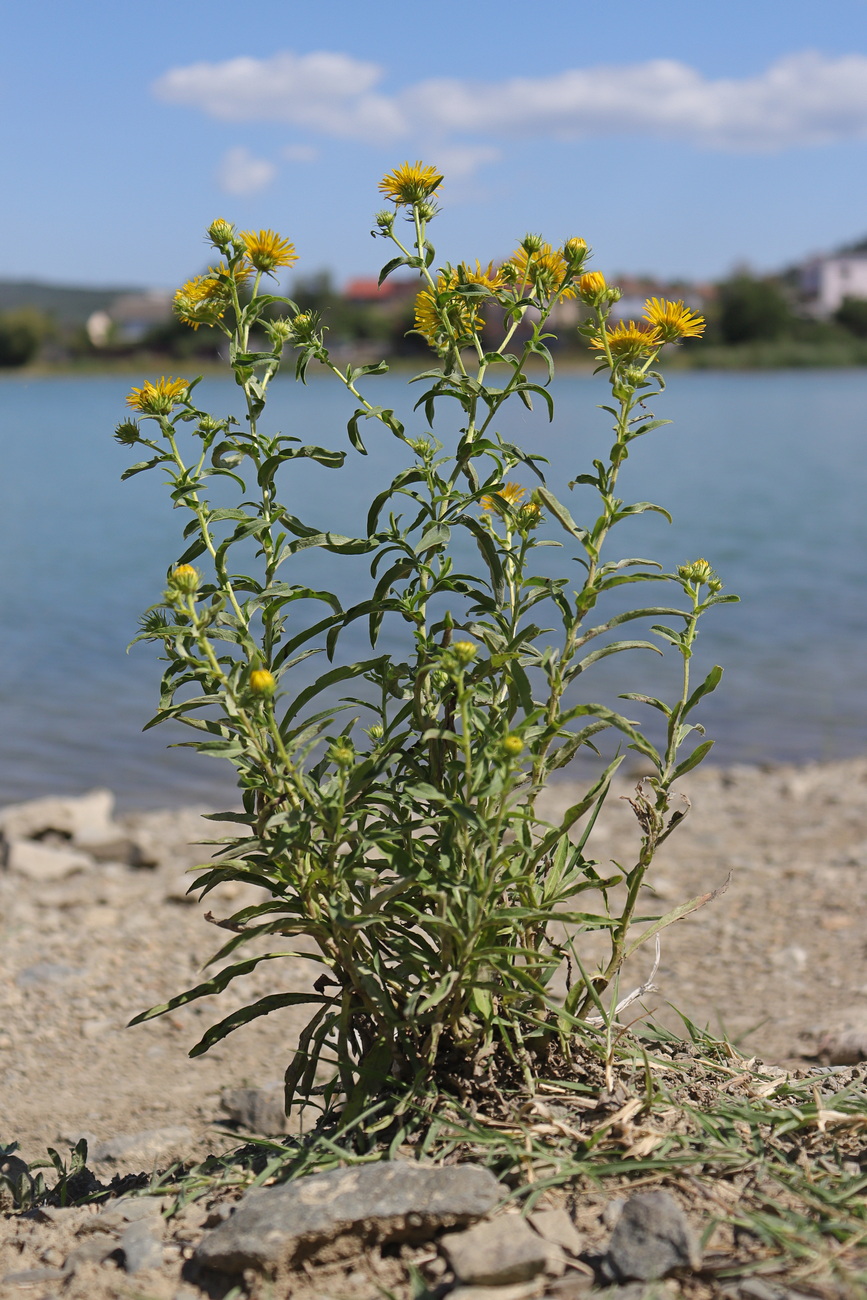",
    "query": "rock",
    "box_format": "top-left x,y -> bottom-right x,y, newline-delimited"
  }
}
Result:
0,789 -> 116,845
449,1284 -> 544,1300
812,1012 -> 867,1065
606,1191 -> 700,1282
0,1151 -> 34,1210
221,1084 -> 287,1136
93,1195 -> 165,1229
529,1207 -> 584,1256
65,1237 -> 119,1269
120,1218 -> 164,1273
441,1215 -> 550,1286
7,839 -> 94,881
195,1159 -> 502,1273
1,1267 -> 68,1285
90,1126 -> 192,1164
